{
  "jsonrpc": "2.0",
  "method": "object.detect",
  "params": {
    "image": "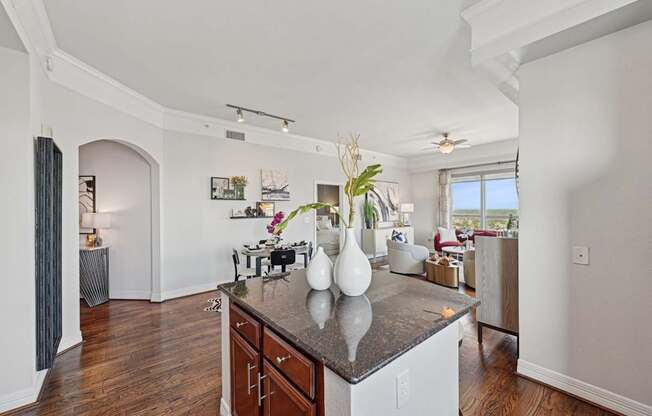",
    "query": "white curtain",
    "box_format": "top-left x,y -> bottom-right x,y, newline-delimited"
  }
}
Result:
438,169 -> 451,229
